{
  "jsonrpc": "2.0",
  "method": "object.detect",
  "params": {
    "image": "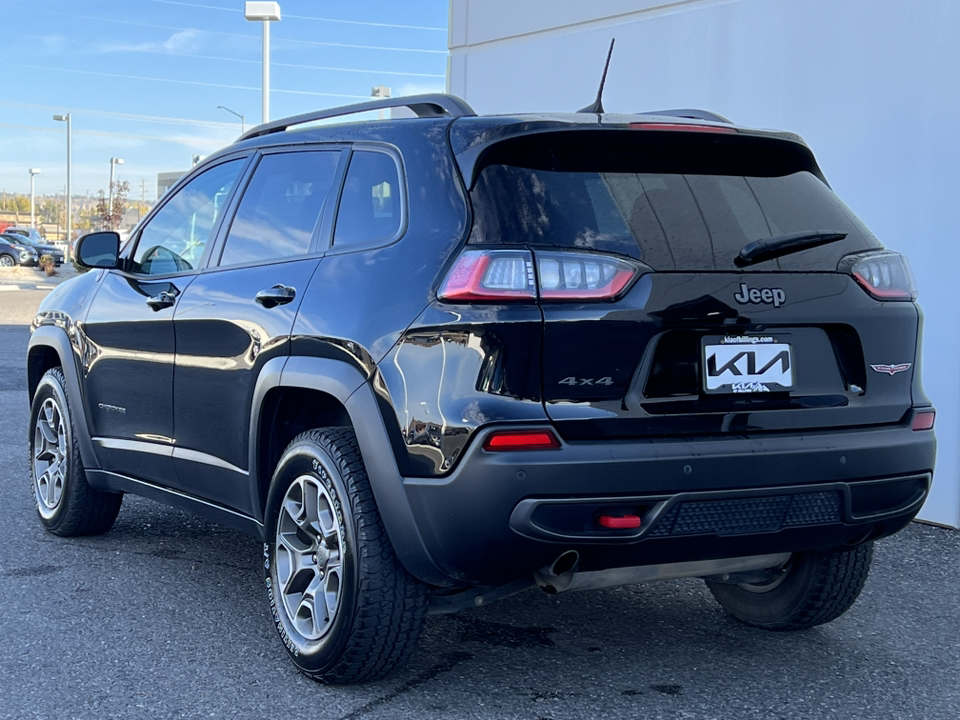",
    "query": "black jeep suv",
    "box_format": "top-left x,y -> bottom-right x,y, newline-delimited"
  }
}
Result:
27,94 -> 936,684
